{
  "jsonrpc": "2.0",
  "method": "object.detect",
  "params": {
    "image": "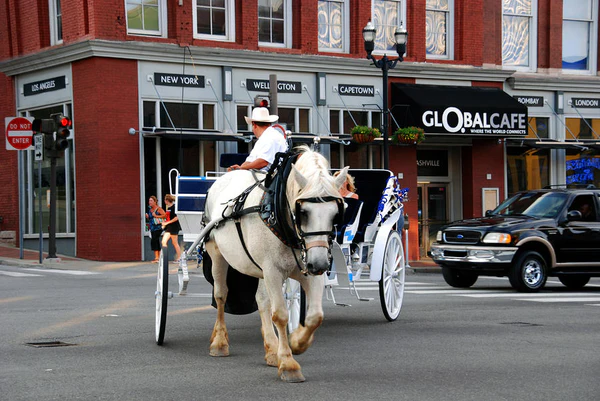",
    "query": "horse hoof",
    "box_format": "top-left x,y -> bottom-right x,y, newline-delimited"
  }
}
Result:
279,370 -> 305,383
265,354 -> 278,367
209,345 -> 229,357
